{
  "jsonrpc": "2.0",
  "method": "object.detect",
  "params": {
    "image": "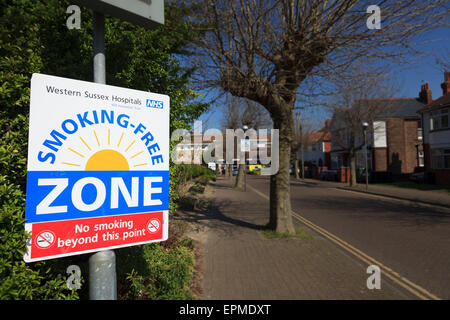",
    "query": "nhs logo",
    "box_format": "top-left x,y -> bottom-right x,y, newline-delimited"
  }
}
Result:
146,99 -> 164,109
